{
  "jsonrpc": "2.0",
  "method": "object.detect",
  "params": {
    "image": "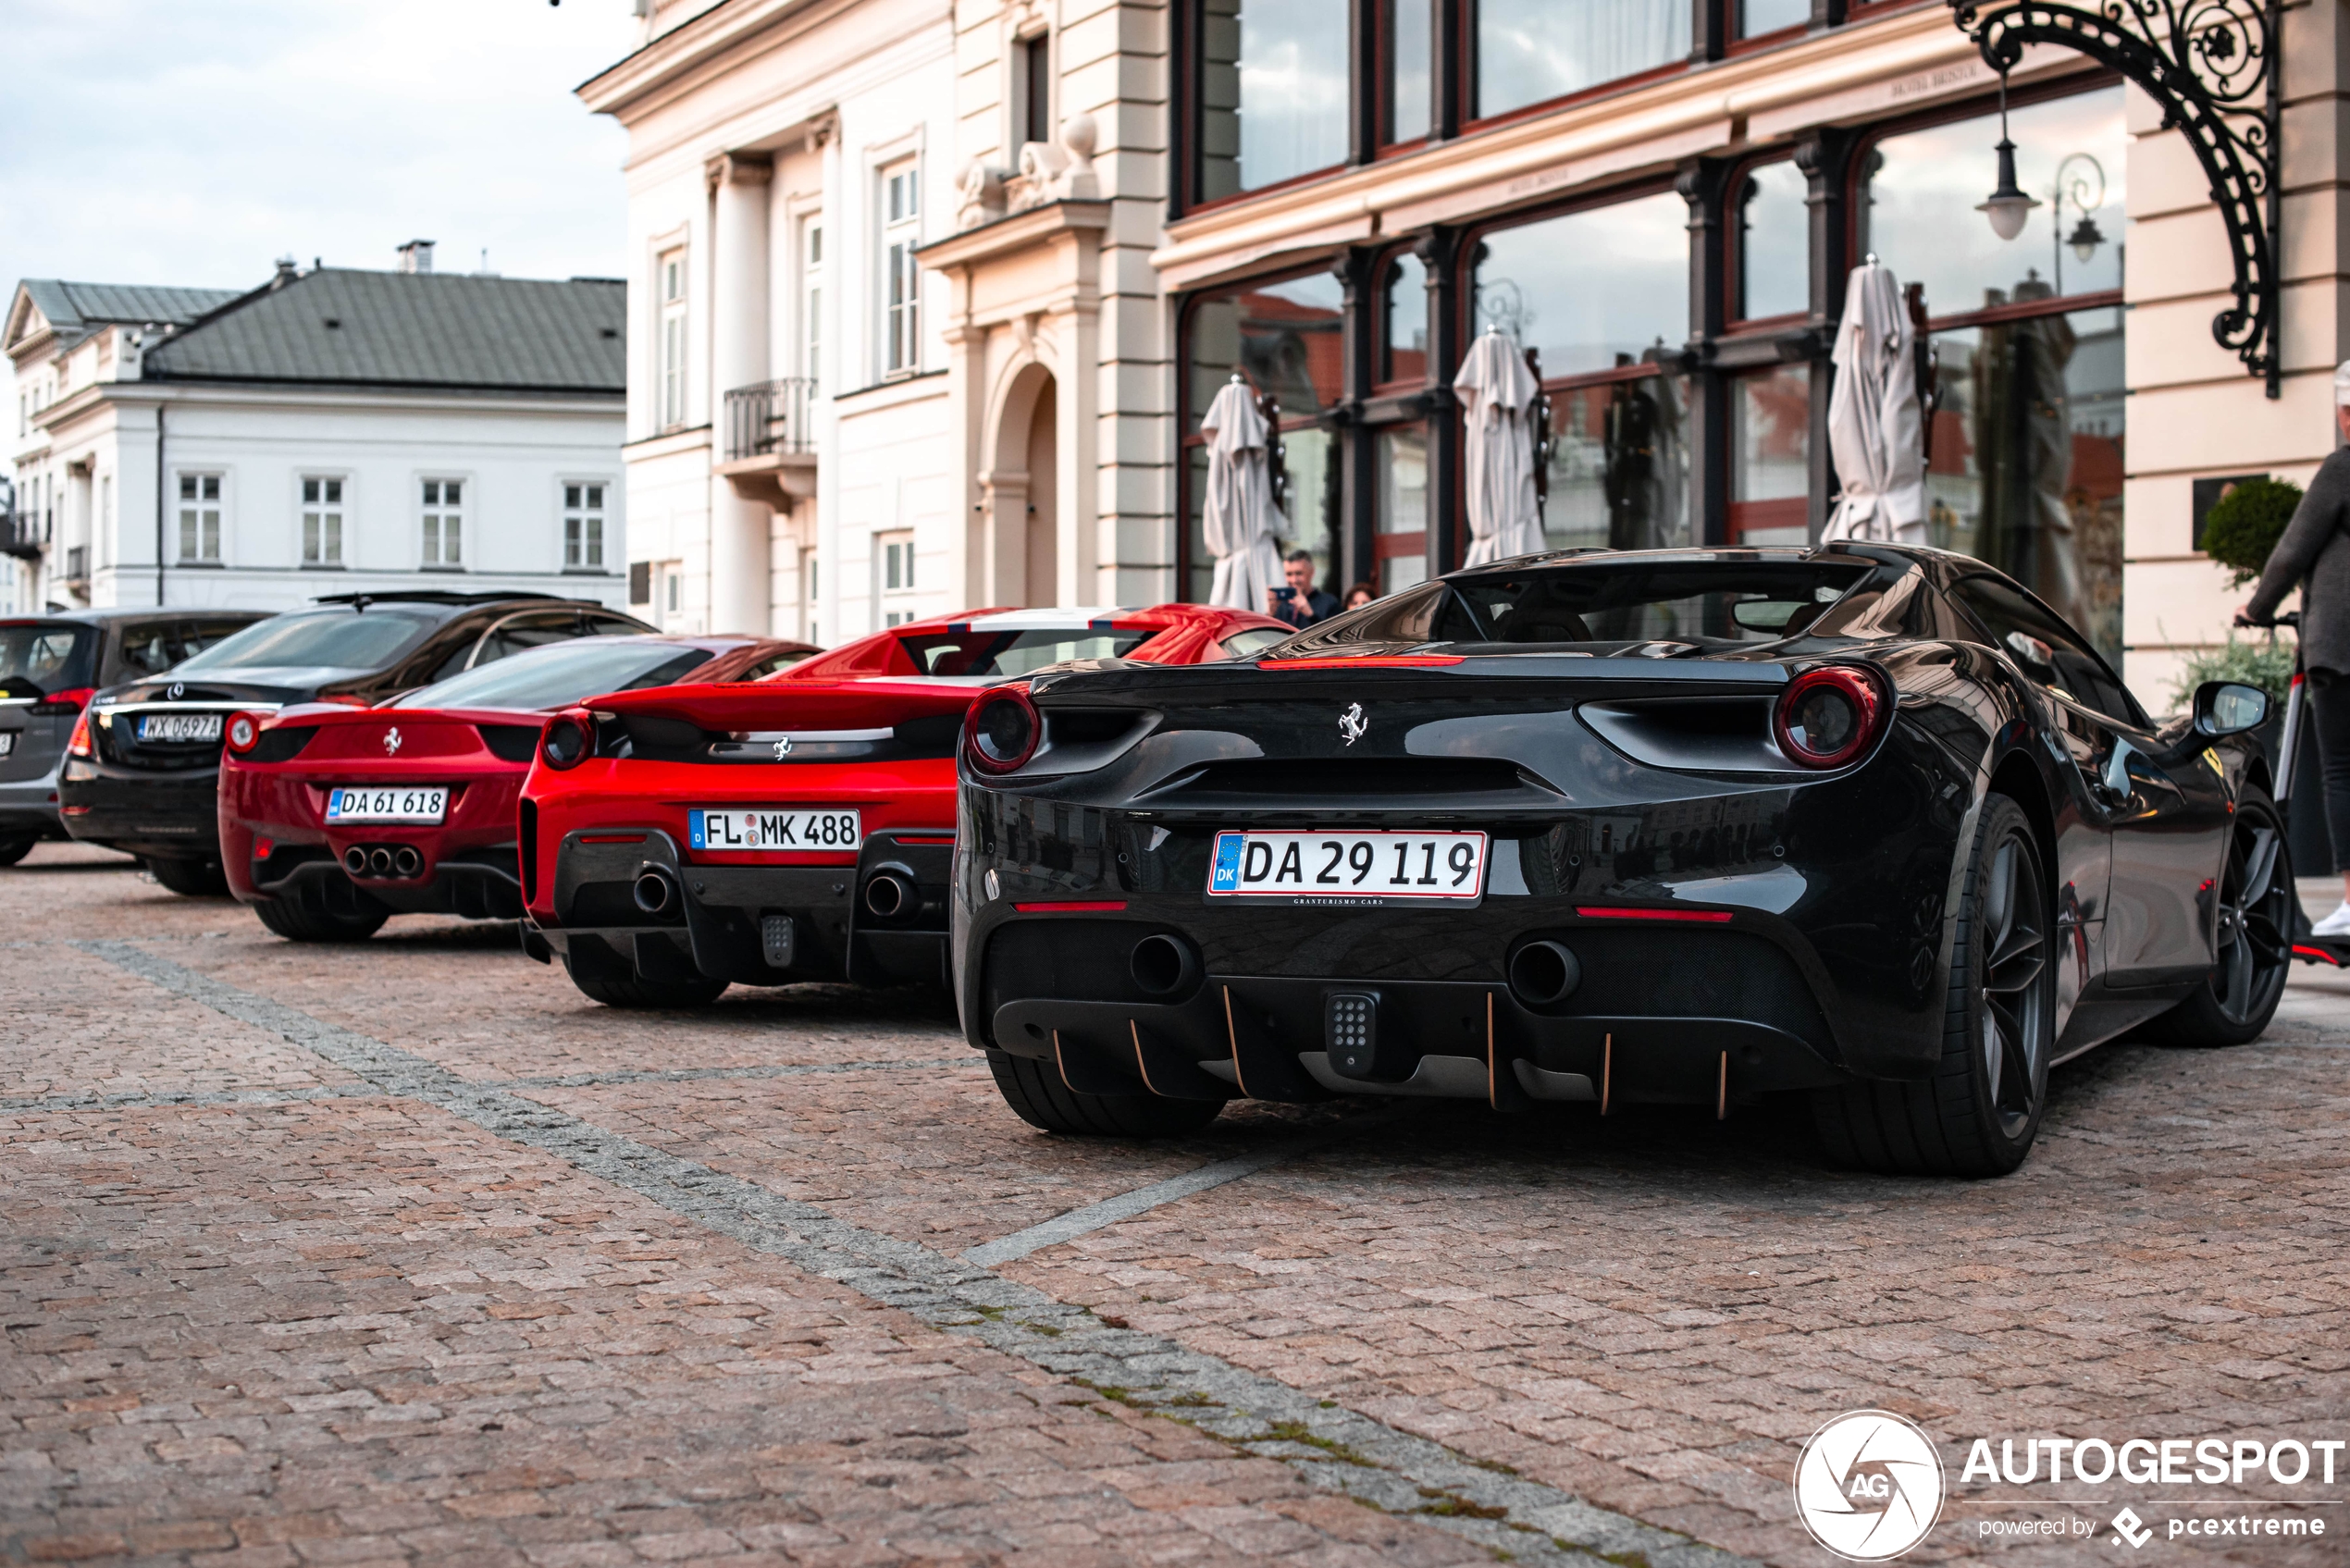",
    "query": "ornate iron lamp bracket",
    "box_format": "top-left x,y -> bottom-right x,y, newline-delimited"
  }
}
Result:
1947,0 -> 2282,396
